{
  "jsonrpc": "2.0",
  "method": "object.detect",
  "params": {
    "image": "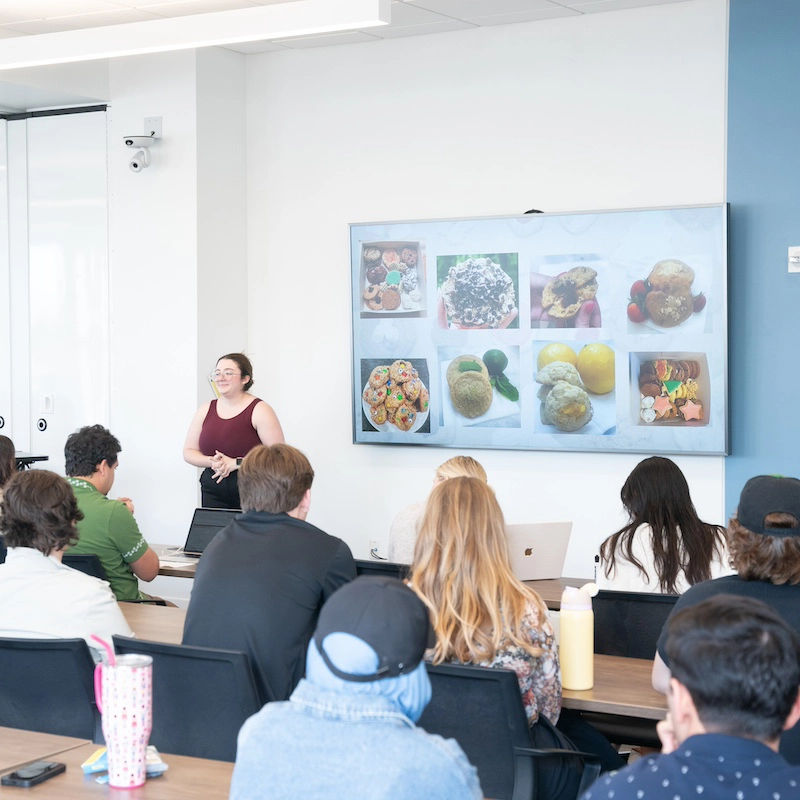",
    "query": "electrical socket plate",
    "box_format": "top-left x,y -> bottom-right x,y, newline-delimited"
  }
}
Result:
369,539 -> 378,555
144,116 -> 162,139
